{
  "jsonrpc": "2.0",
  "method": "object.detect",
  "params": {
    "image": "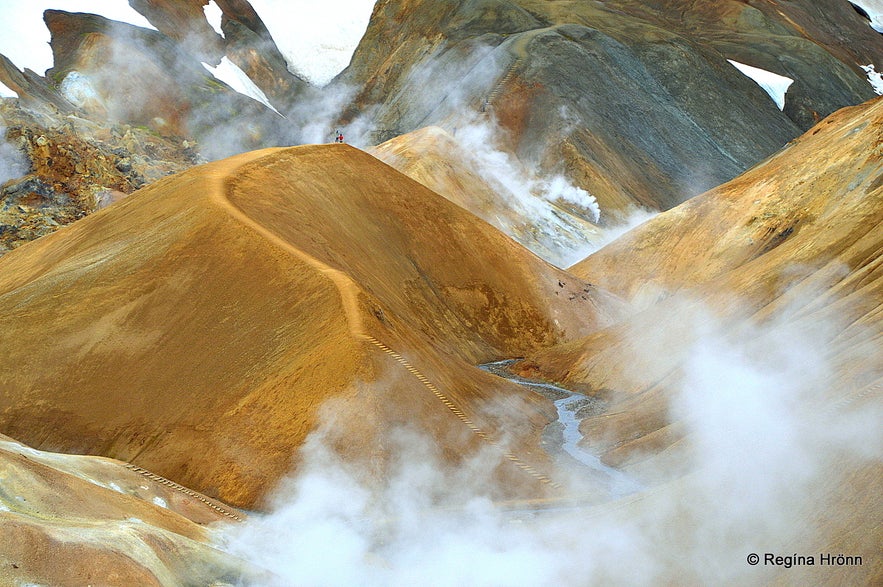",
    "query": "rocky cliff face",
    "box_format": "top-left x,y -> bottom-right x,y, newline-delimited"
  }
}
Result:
339,0 -> 882,216
129,0 -> 308,104
43,9 -> 284,150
